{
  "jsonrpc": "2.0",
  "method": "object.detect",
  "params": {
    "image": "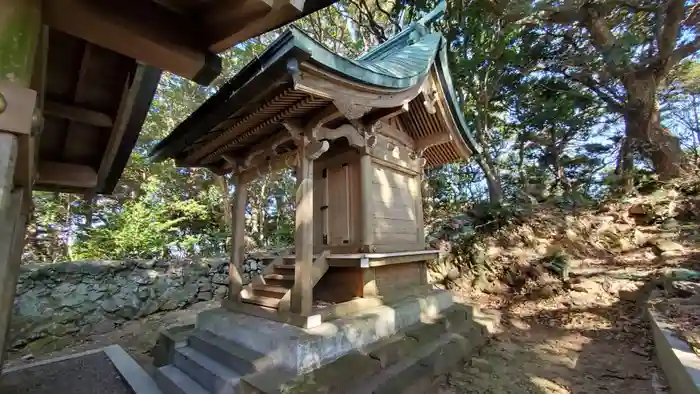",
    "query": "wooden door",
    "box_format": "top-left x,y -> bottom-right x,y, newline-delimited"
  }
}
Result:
327,163 -> 351,245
